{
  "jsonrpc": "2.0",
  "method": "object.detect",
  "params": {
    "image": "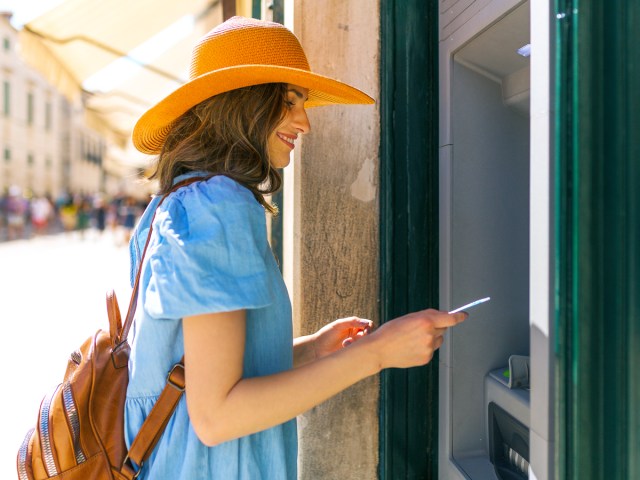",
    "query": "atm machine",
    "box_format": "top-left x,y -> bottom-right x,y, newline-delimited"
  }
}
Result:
438,1 -> 552,478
